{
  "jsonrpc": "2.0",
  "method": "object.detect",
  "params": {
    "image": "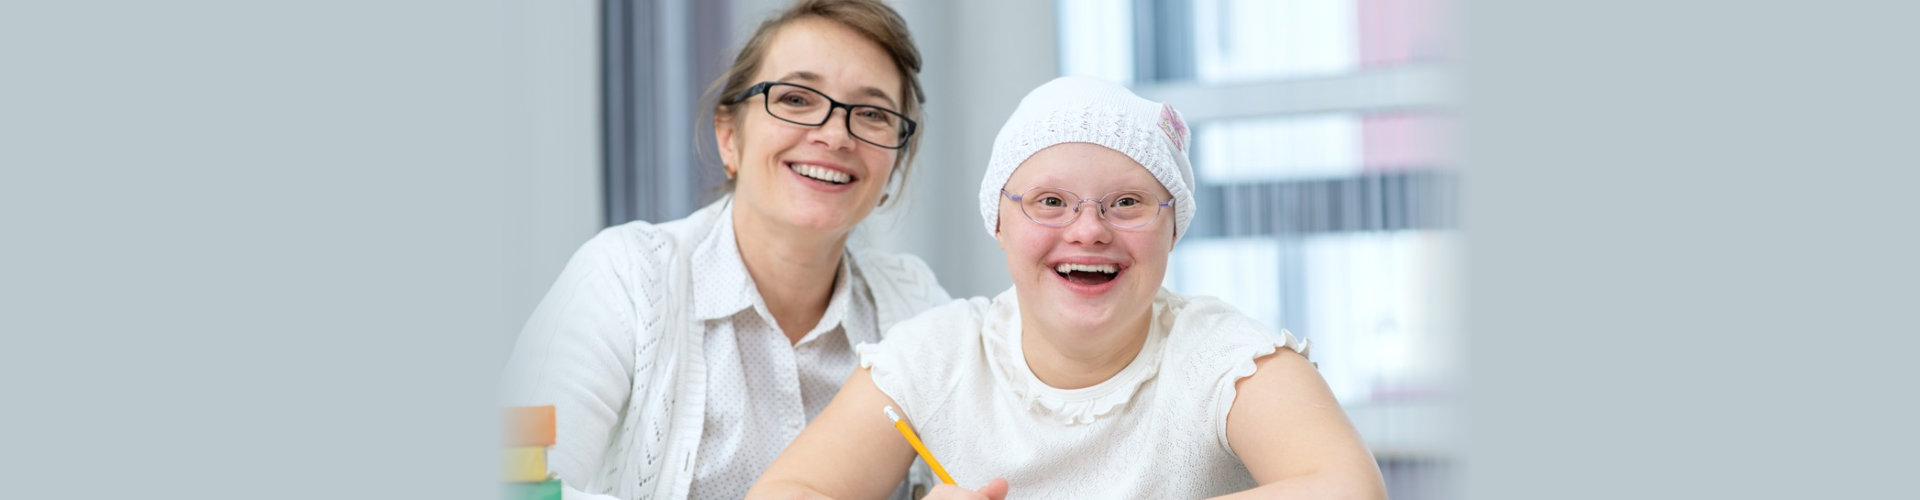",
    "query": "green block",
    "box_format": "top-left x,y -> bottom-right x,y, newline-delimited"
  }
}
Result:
502,479 -> 560,500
